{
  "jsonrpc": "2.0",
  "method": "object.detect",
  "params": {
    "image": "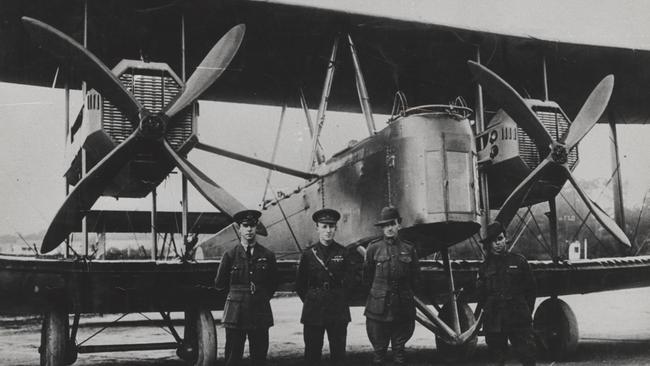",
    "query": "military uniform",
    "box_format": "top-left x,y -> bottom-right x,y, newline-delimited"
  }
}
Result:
477,222 -> 536,366
214,214 -> 278,366
363,236 -> 419,365
296,241 -> 355,365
